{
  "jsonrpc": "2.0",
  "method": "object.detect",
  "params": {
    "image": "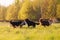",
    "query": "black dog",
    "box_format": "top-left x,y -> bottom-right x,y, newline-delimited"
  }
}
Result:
40,19 -> 50,27
10,20 -> 25,28
25,19 -> 39,28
